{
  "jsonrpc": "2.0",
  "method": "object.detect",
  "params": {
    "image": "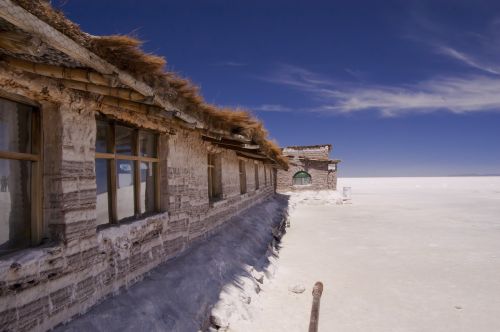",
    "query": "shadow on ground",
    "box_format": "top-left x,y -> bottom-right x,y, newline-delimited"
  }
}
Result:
55,194 -> 289,332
